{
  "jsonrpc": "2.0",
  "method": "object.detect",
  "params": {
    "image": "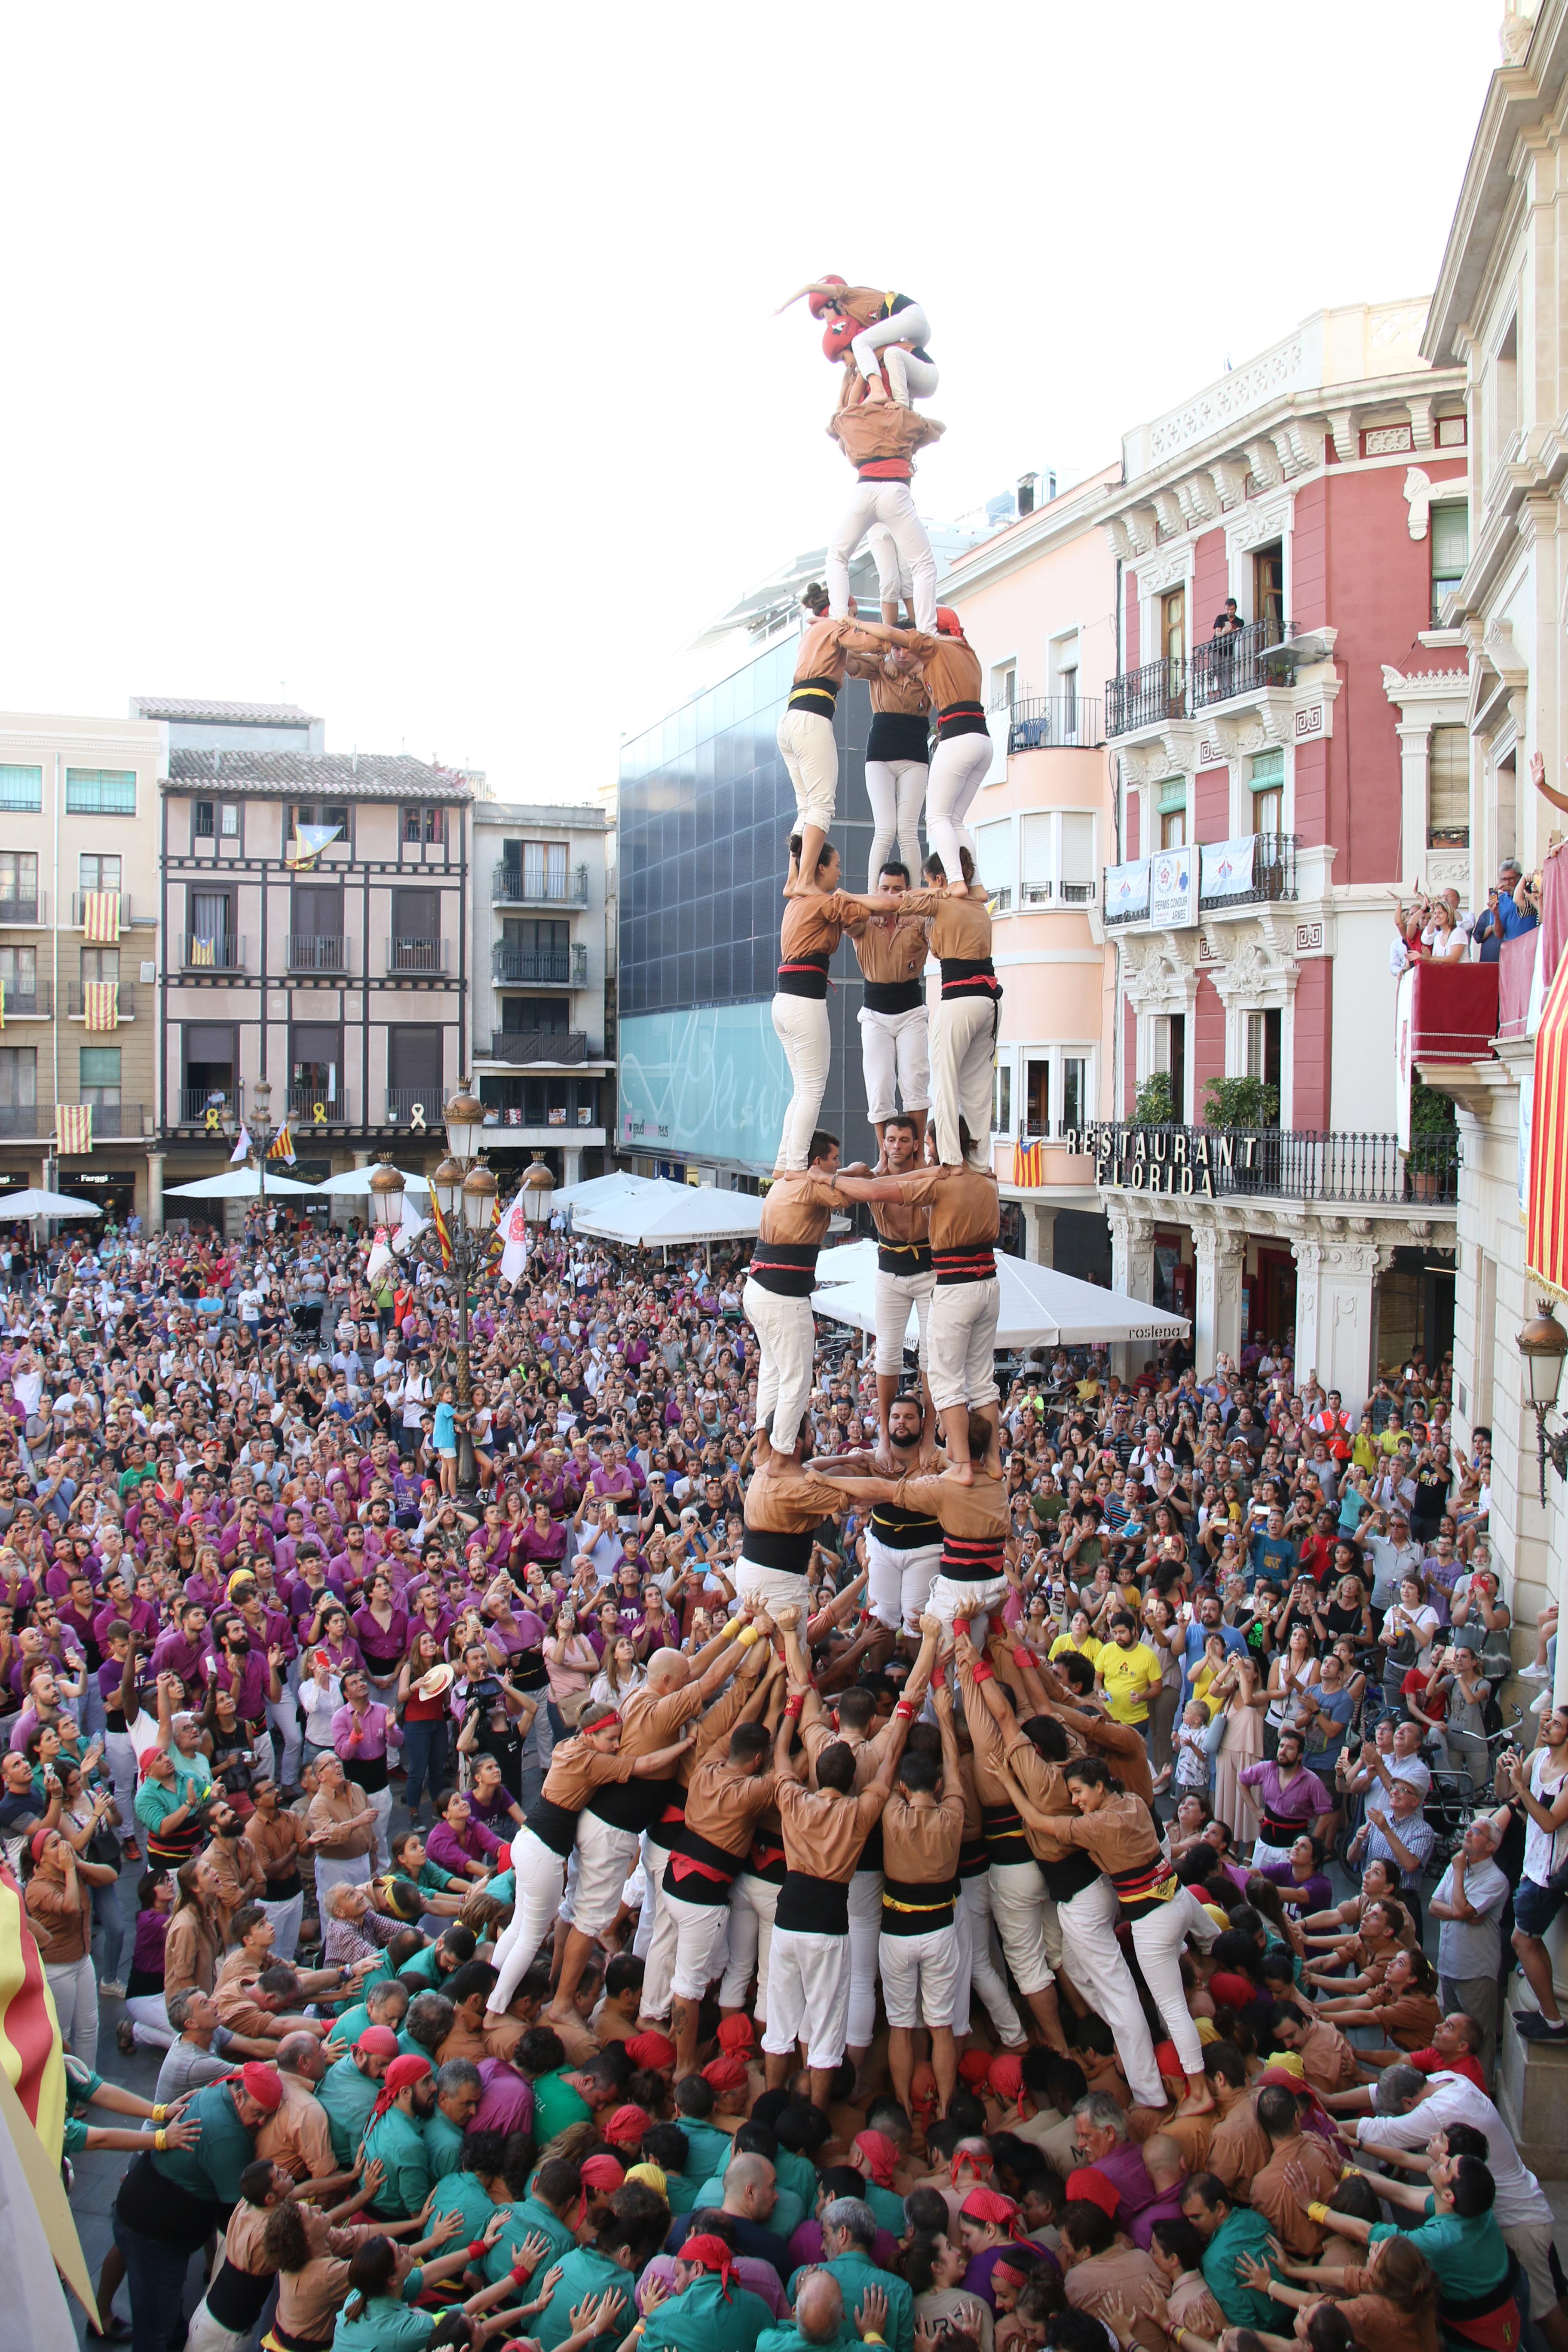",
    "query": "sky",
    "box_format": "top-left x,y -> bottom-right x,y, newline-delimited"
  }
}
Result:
0,2 -> 1502,803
